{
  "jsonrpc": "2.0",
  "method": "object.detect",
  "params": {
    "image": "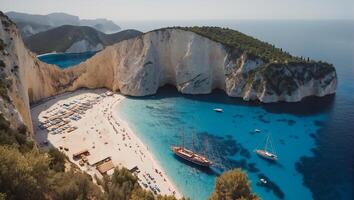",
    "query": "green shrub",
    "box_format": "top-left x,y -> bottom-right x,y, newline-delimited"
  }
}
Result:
0,114 -> 34,152
48,148 -> 66,172
209,168 -> 259,200
49,170 -> 103,200
0,146 -> 50,200
179,26 -> 298,63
